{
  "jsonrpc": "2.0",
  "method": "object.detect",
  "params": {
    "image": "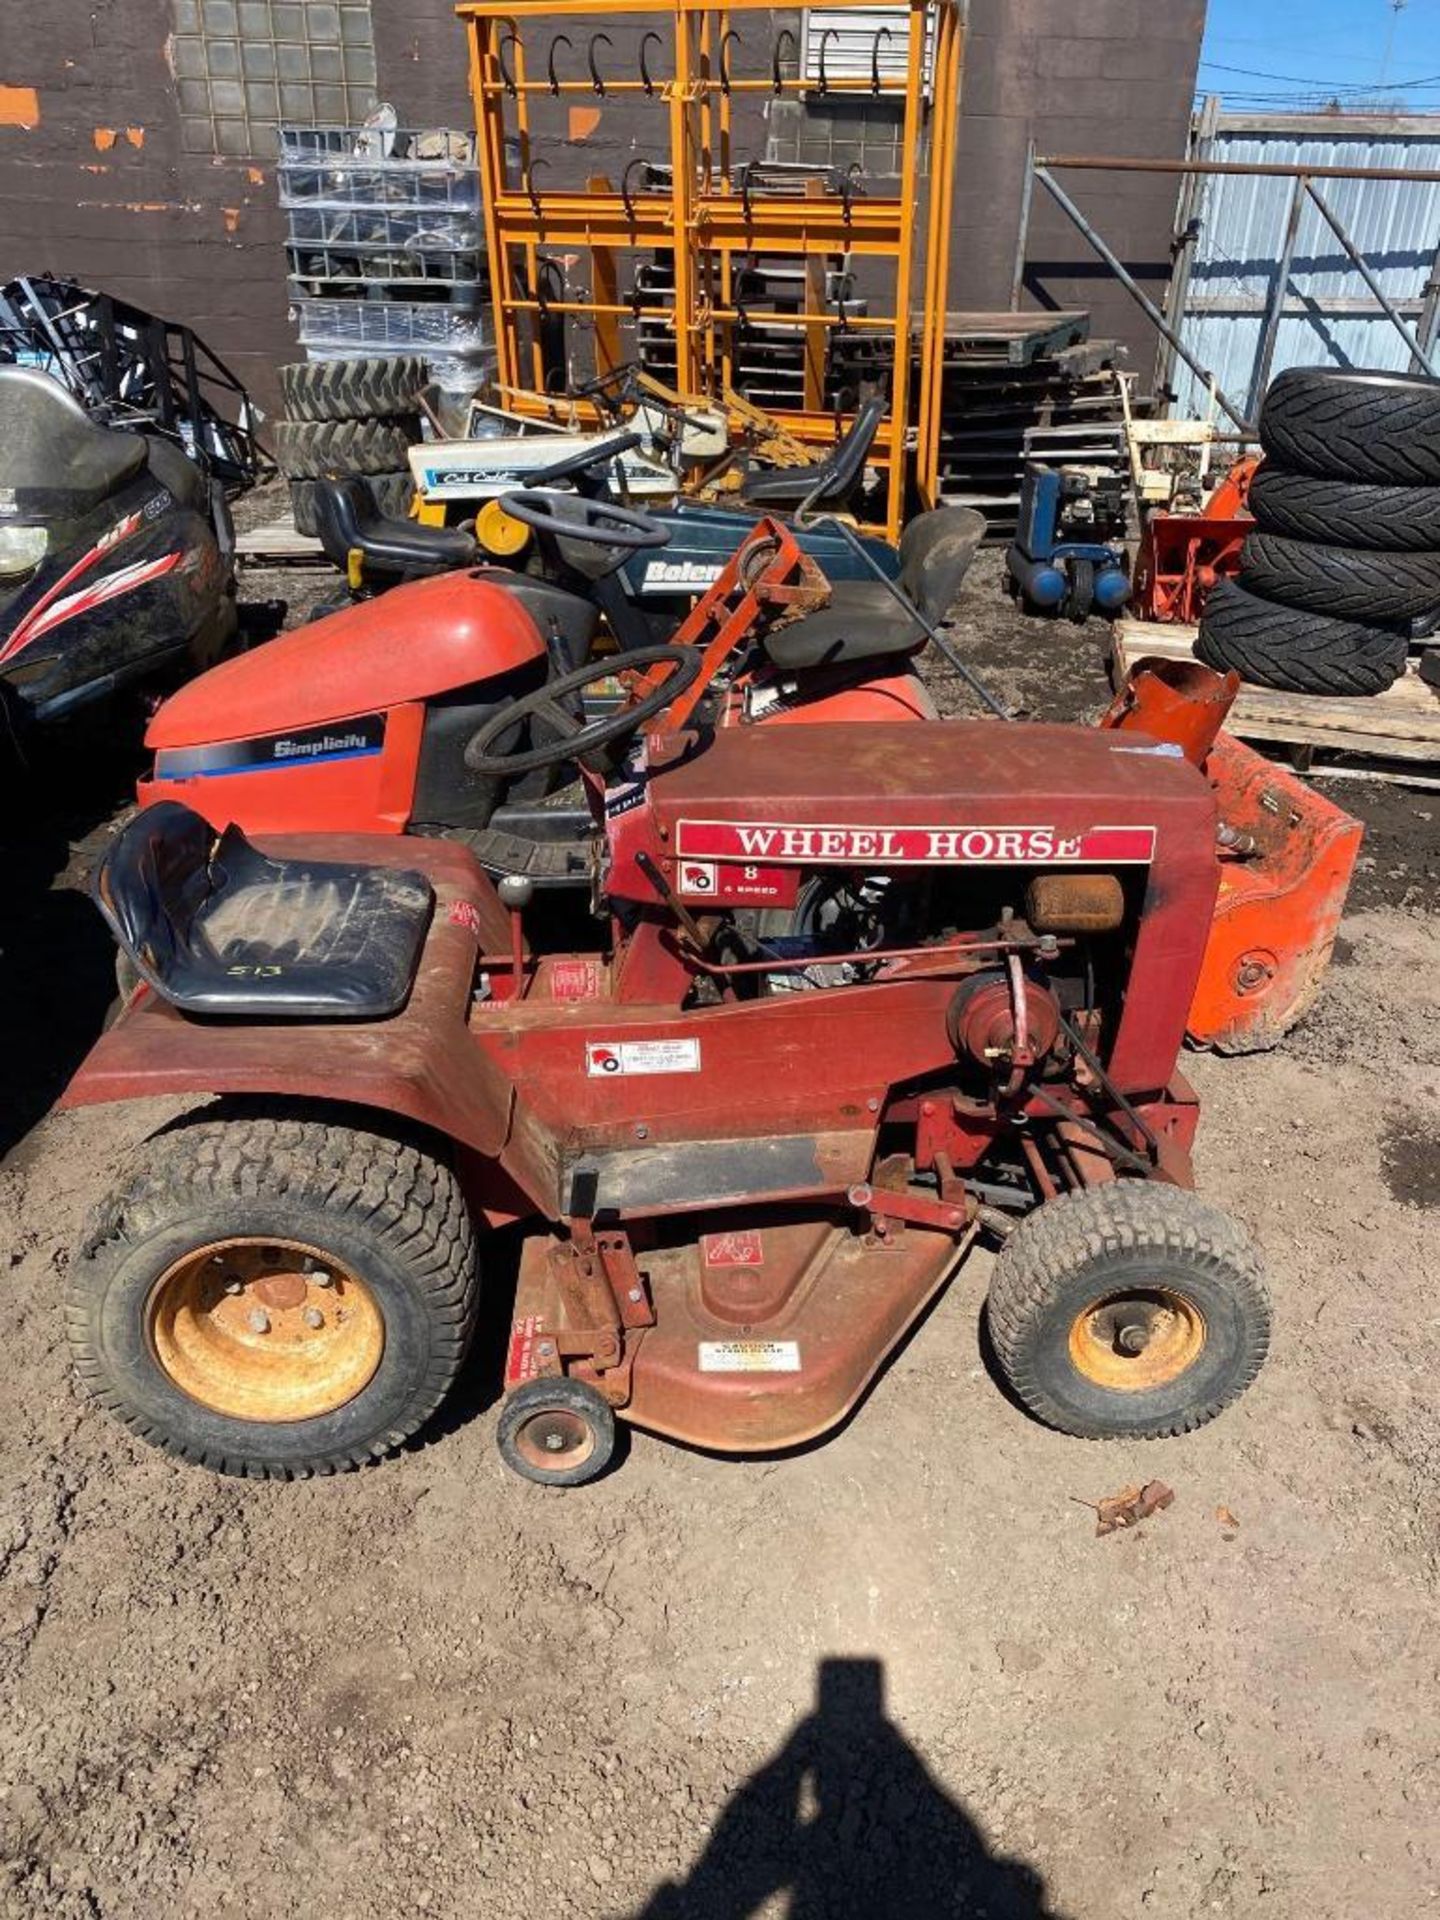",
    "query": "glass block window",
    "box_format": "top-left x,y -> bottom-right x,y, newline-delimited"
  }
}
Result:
172,0 -> 377,159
